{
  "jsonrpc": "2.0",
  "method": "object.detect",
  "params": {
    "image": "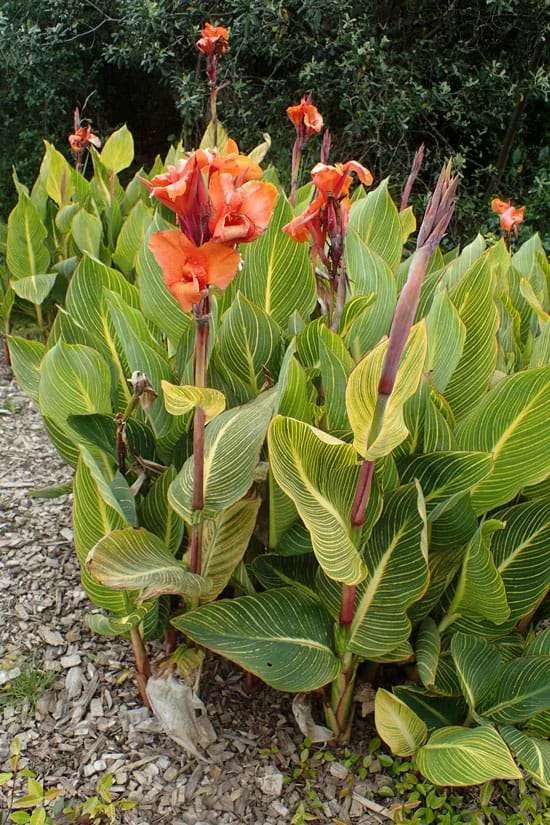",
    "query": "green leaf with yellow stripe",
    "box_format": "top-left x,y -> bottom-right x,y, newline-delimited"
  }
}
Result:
173,587 -> 340,692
